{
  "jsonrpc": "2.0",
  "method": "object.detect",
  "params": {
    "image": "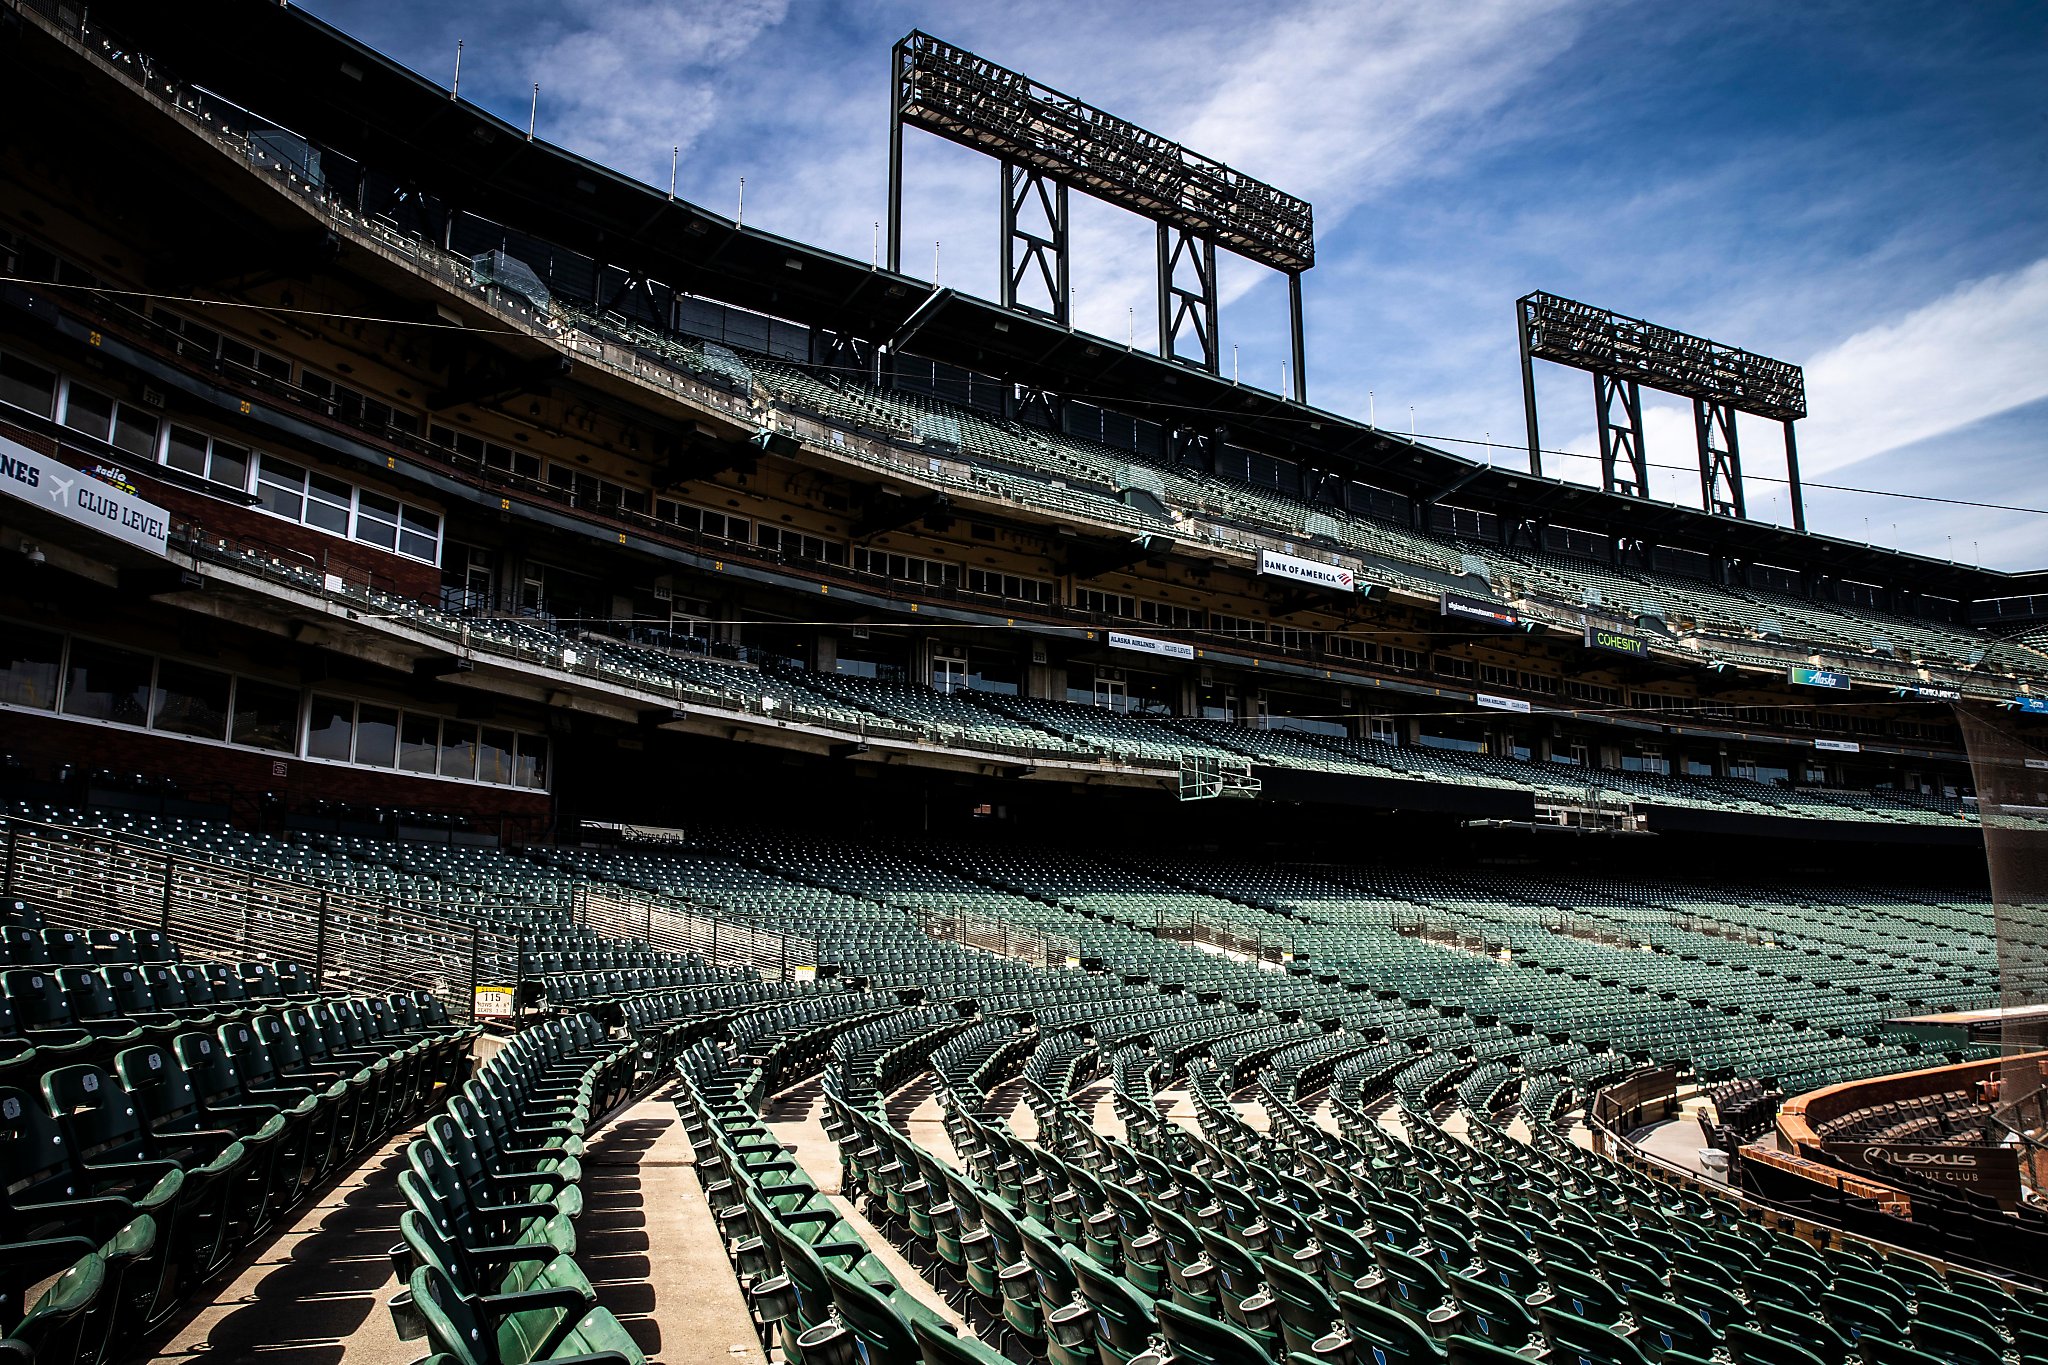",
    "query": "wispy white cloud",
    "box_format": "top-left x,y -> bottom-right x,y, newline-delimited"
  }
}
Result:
1797,255 -> 2048,477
